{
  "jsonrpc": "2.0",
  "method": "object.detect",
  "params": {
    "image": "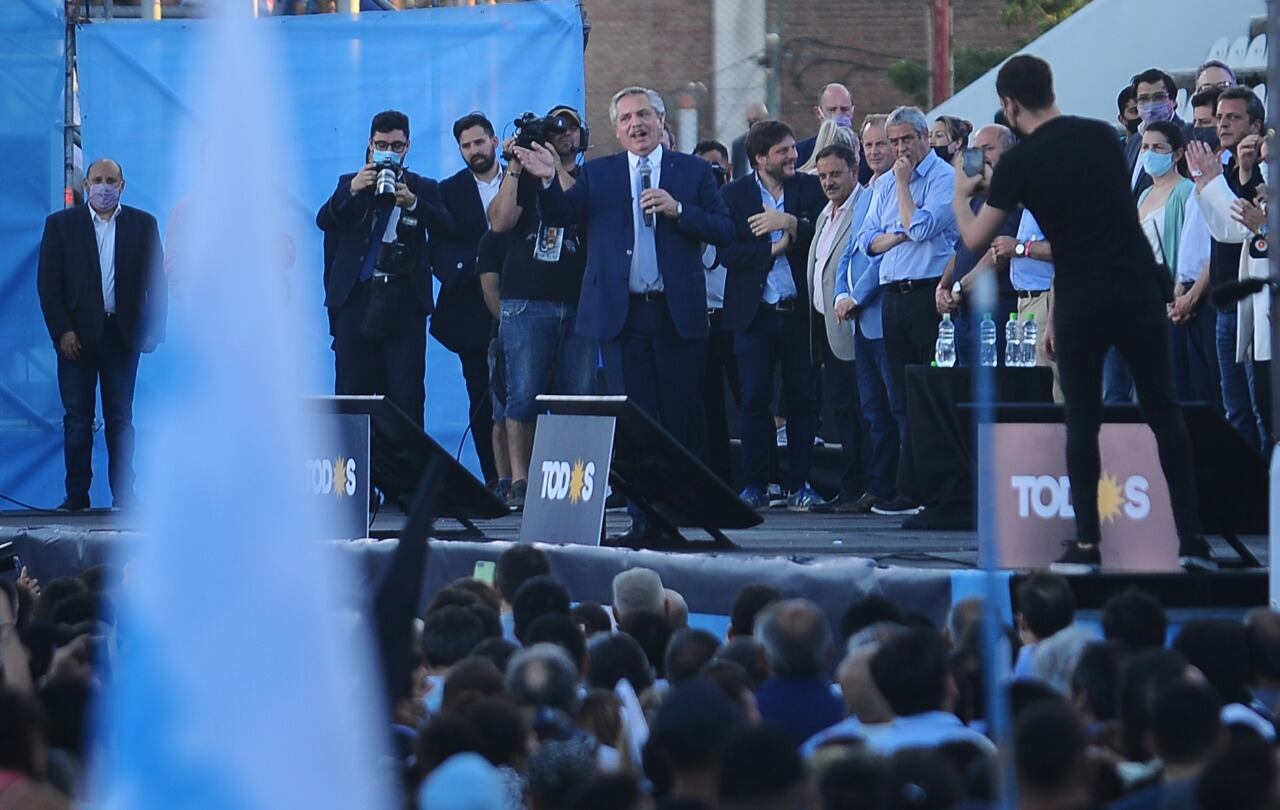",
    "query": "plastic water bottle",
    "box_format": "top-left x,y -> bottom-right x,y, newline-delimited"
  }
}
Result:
935,313 -> 956,368
1021,313 -> 1038,368
1004,313 -> 1021,367
979,313 -> 997,367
